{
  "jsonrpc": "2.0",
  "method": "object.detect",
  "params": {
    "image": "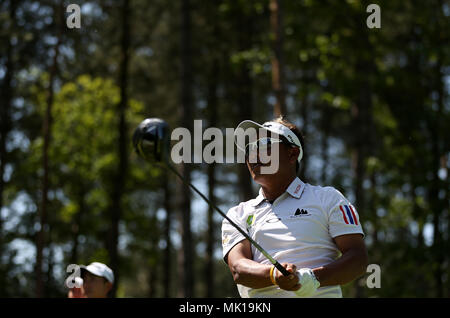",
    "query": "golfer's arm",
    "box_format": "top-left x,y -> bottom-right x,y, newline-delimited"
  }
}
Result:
312,234 -> 368,287
226,240 -> 274,289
